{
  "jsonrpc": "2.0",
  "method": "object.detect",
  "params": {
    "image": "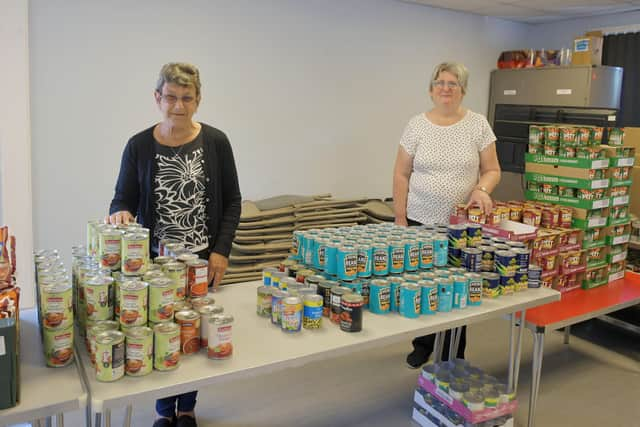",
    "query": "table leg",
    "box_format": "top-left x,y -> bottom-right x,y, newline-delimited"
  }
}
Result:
453,327 -> 462,357
124,404 -> 133,427
104,409 -> 111,427
433,331 -> 444,362
94,412 -> 102,427
448,328 -> 456,359
56,413 -> 64,427
513,310 -> 526,392
507,313 -> 516,390
564,325 -> 571,345
45,417 -> 52,427
528,327 -> 546,427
